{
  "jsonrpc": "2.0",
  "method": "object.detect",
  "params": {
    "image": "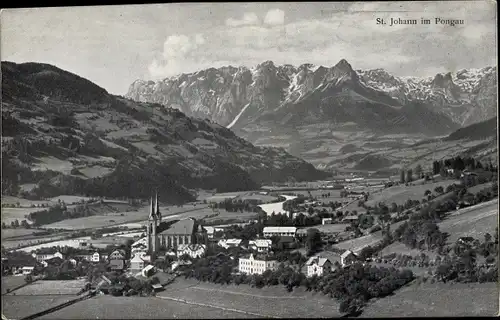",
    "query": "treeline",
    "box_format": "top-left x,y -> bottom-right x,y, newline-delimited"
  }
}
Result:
432,156 -> 497,175
209,199 -> 262,213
